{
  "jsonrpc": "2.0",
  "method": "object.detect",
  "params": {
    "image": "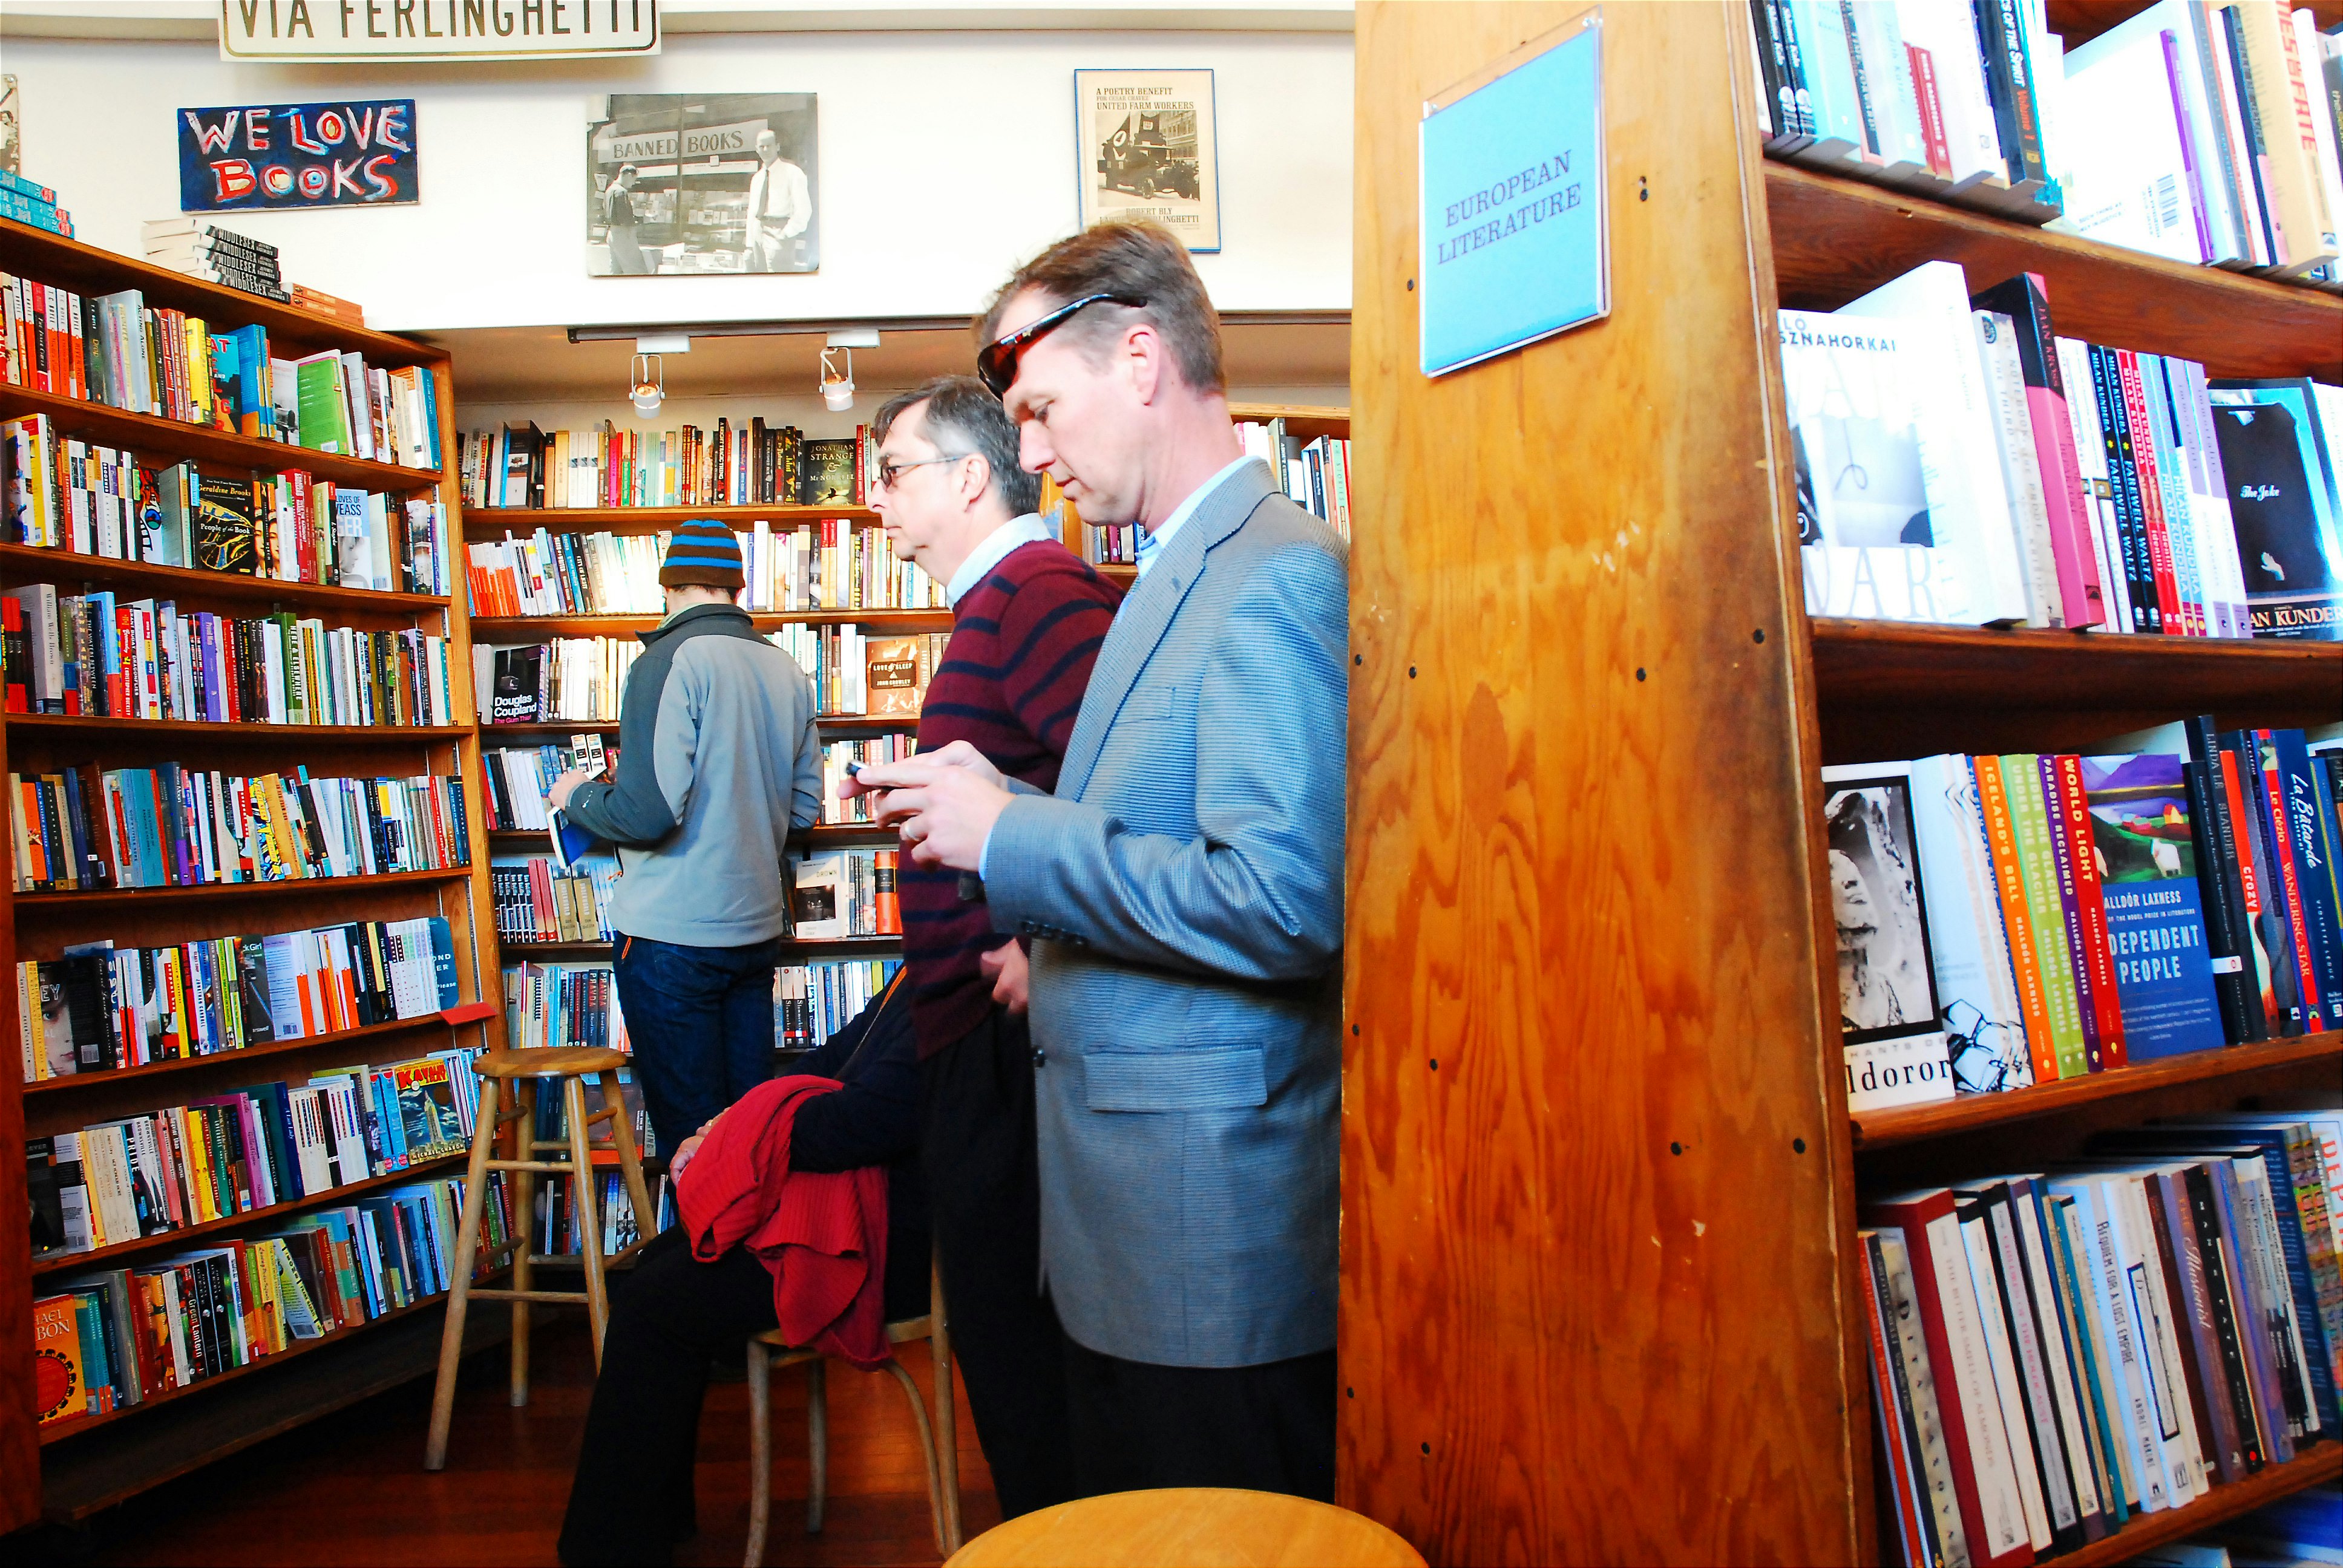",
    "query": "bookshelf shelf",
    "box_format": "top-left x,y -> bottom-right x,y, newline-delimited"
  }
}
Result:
4,714 -> 471,746
0,217 -> 431,365
500,935 -> 900,958
0,384 -> 442,492
0,543 -> 451,616
19,1014 -> 463,1102
480,717 -> 909,737
1764,162 -> 2343,382
15,866 -> 473,912
2056,1443 -> 2342,1568
491,823 -> 893,847
29,1153 -> 468,1279
469,609 -> 950,638
463,503 -> 877,540
1849,1031 -> 2343,1149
